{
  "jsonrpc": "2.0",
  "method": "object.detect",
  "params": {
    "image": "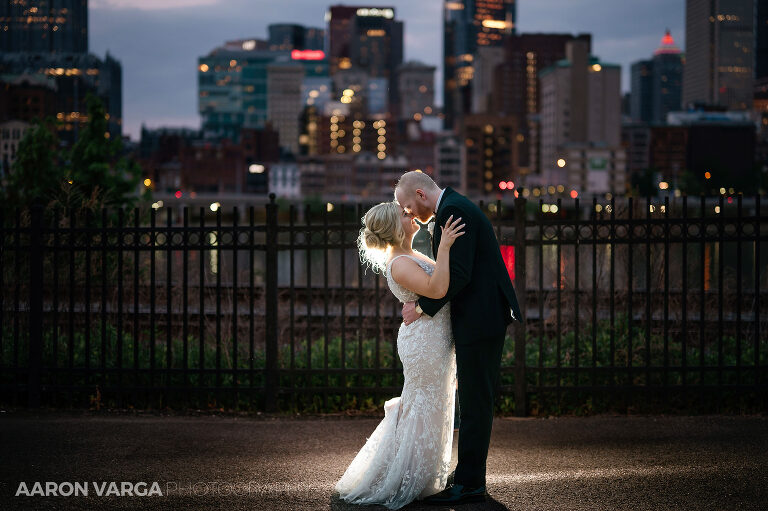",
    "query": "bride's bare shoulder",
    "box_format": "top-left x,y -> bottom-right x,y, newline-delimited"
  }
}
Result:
388,255 -> 424,282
